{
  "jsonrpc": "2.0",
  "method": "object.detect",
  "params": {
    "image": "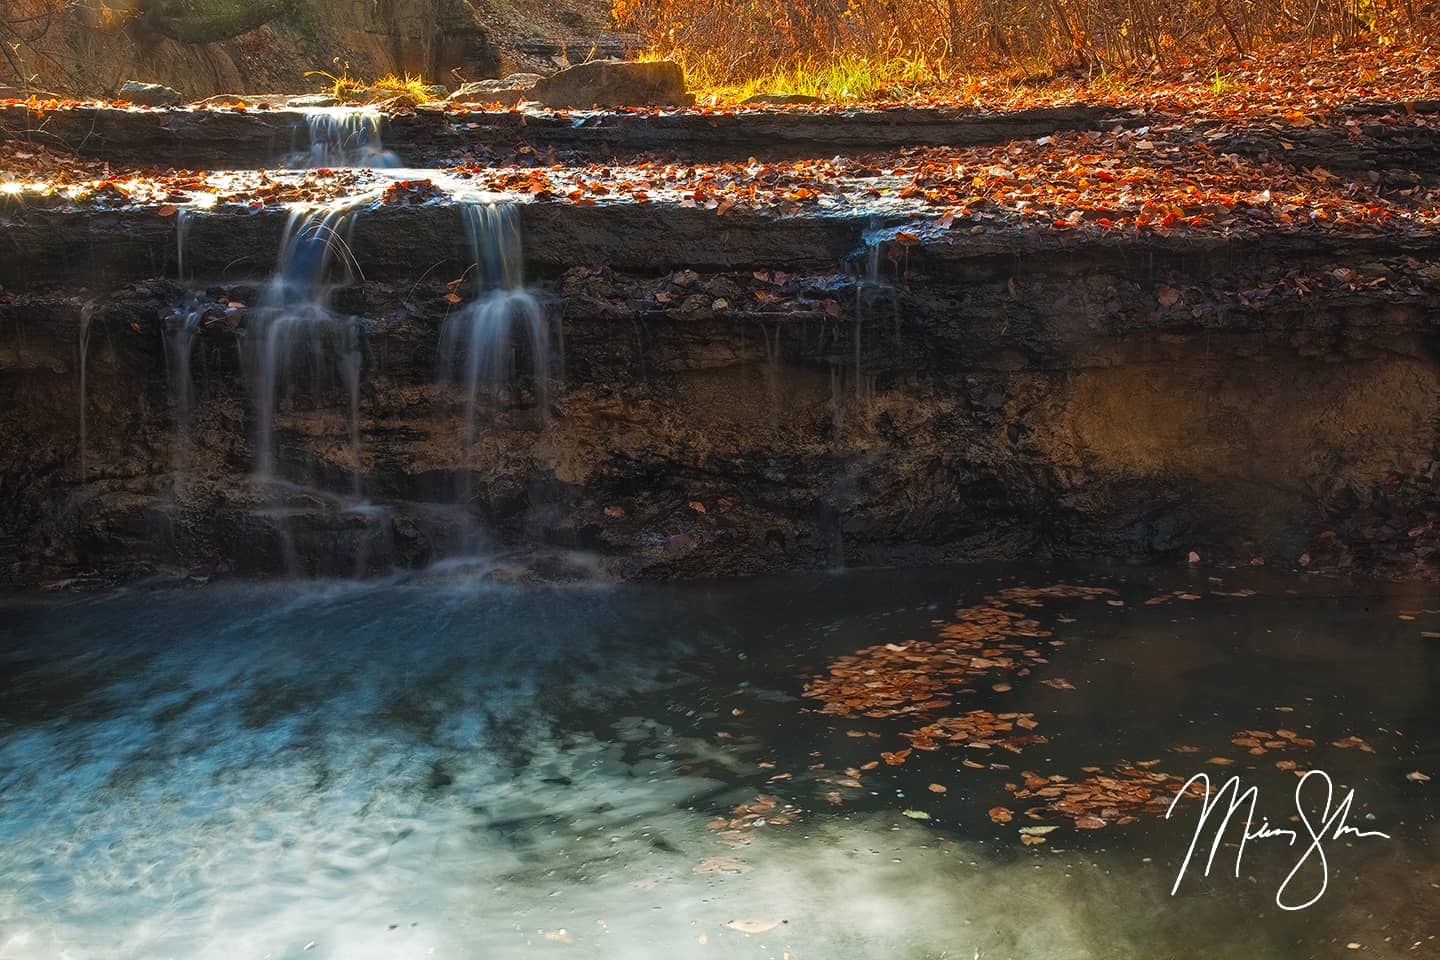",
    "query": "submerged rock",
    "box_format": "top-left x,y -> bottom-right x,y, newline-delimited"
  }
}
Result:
287,94 -> 341,108
530,59 -> 690,109
118,80 -> 182,107
447,74 -> 543,106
